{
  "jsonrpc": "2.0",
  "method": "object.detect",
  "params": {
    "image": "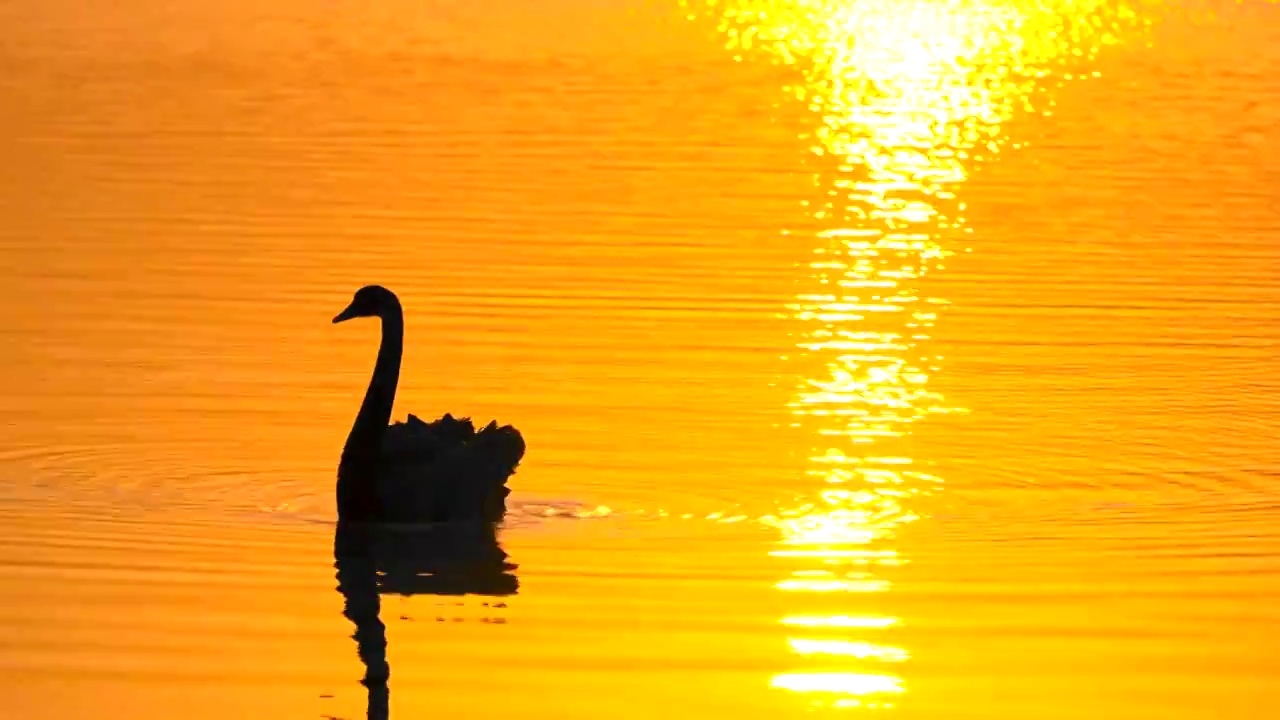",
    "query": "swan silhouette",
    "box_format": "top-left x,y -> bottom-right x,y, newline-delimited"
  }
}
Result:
332,285 -> 525,523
